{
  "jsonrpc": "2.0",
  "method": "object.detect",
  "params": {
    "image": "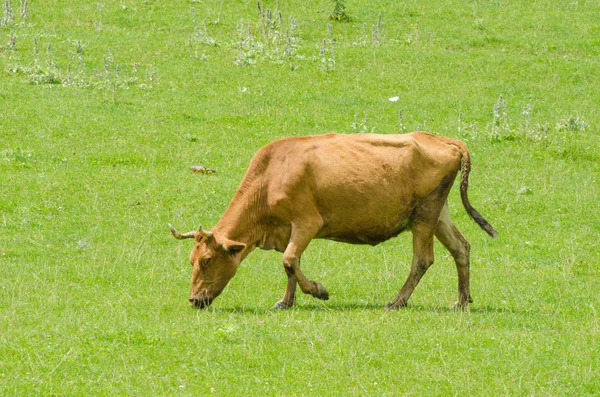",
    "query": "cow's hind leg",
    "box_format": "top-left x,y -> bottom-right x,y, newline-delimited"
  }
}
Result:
435,202 -> 472,309
272,222 -> 328,309
386,223 -> 435,309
